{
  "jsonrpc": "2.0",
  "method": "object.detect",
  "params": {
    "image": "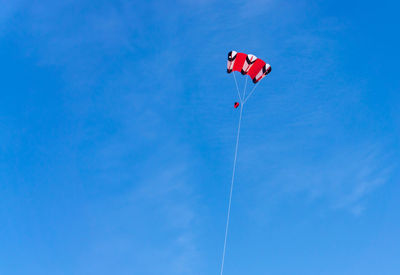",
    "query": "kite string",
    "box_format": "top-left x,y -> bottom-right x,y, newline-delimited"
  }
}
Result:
220,103 -> 244,275
242,77 -> 248,100
233,72 -> 242,102
243,82 -> 260,104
